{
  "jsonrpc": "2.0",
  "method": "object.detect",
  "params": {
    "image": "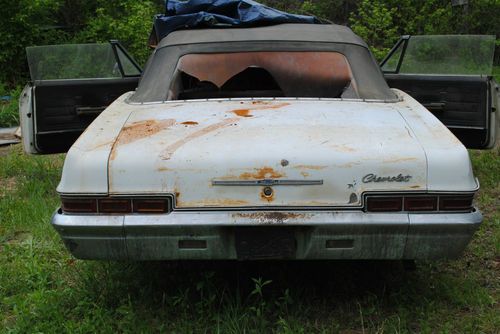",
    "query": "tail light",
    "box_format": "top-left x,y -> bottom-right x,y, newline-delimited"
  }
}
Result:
404,196 -> 438,211
366,197 -> 402,212
439,195 -> 474,211
366,194 -> 474,213
61,197 -> 173,214
133,199 -> 172,213
61,198 -> 97,213
98,199 -> 131,213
